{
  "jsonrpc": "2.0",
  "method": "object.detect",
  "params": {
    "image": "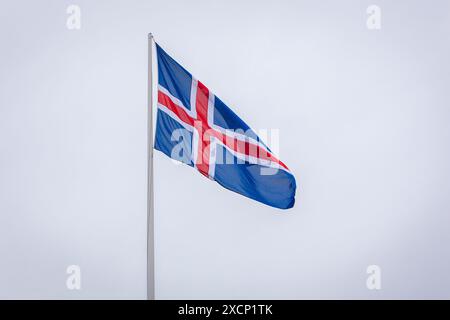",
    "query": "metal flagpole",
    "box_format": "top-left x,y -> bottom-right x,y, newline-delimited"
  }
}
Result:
147,33 -> 155,300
